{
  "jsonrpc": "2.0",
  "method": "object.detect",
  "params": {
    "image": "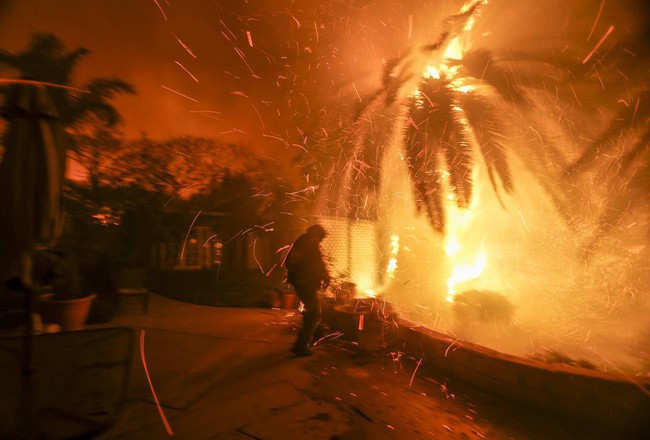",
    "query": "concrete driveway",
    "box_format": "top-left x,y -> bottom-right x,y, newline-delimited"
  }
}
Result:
96,294 -> 627,439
